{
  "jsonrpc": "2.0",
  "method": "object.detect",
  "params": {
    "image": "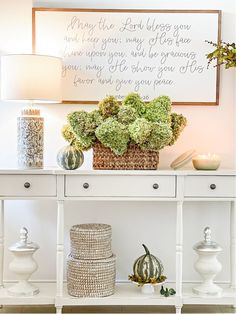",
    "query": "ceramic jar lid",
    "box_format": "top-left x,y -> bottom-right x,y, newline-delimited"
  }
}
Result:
9,227 -> 39,252
193,227 -> 222,252
170,149 -> 196,170
21,108 -> 40,116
